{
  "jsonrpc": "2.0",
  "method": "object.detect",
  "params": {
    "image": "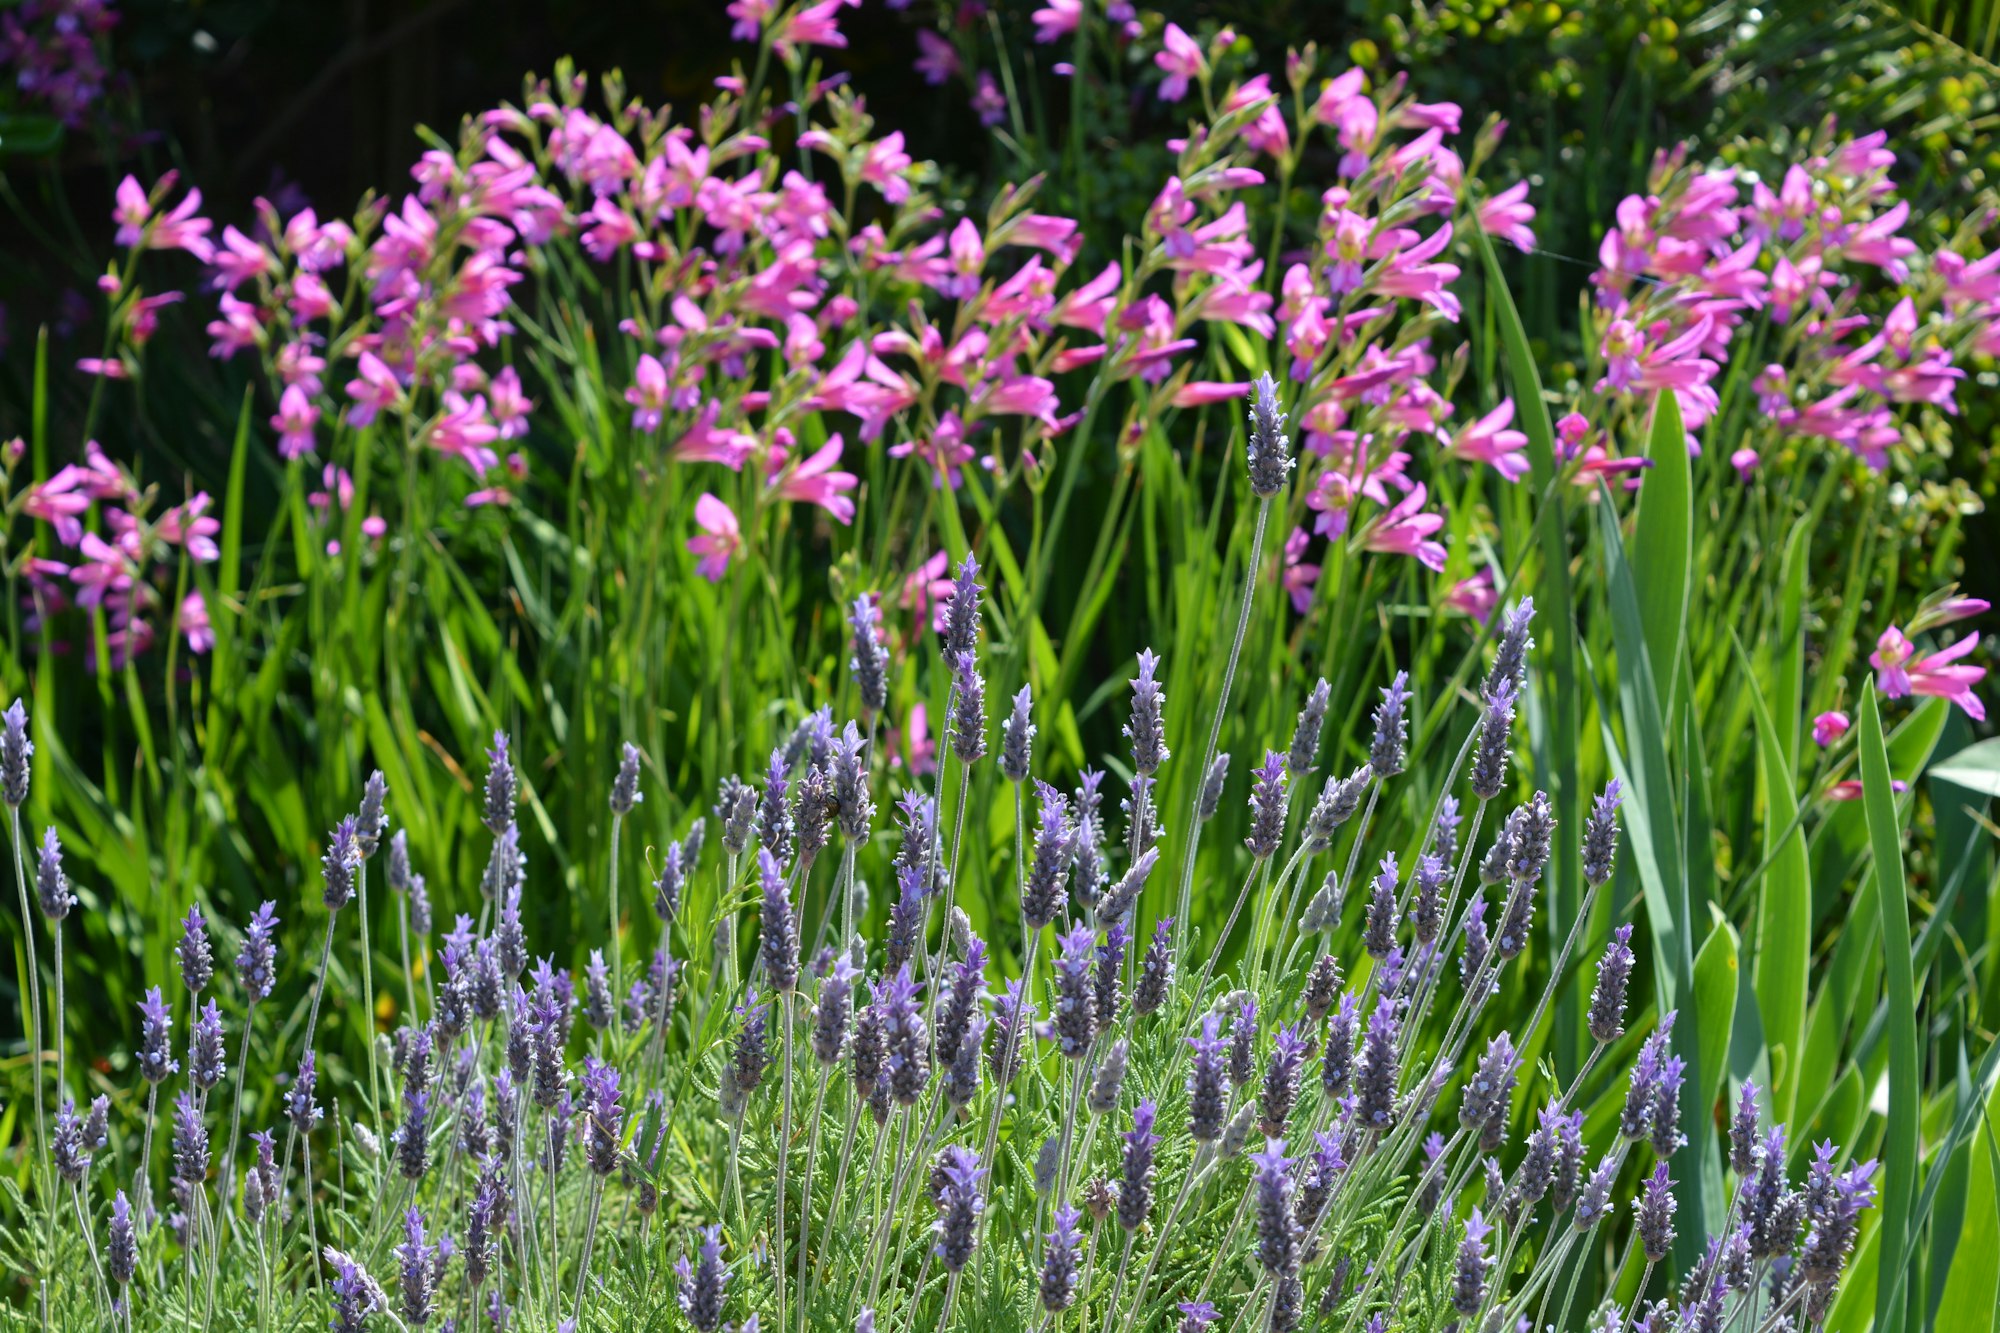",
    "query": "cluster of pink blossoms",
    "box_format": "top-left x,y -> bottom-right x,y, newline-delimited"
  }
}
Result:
9,439 -> 217,667
0,0 -> 117,129
1581,130 -> 1985,473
